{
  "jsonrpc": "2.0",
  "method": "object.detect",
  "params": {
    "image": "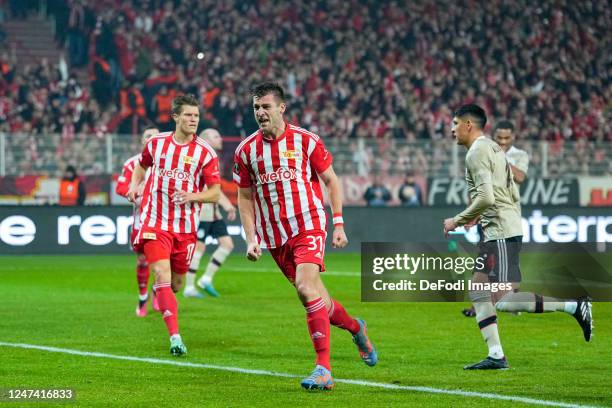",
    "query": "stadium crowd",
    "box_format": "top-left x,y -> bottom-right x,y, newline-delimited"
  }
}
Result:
0,0 -> 610,176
